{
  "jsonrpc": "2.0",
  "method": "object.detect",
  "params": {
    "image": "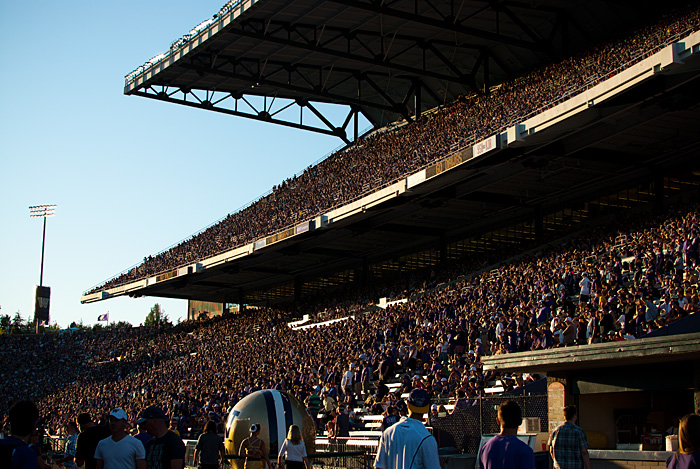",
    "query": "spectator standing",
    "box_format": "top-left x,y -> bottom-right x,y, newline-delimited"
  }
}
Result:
193,421 -> 225,469
478,400 -> 534,469
1,400 -> 39,469
94,408 -> 146,469
56,421 -> 79,468
134,424 -> 153,448
667,413 -> 700,469
579,274 -> 592,304
277,424 -> 311,469
374,389 -> 439,469
137,406 -> 185,469
334,406 -> 350,438
134,422 -> 152,449
549,405 -> 590,469
75,413 -> 111,469
304,389 -> 321,434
